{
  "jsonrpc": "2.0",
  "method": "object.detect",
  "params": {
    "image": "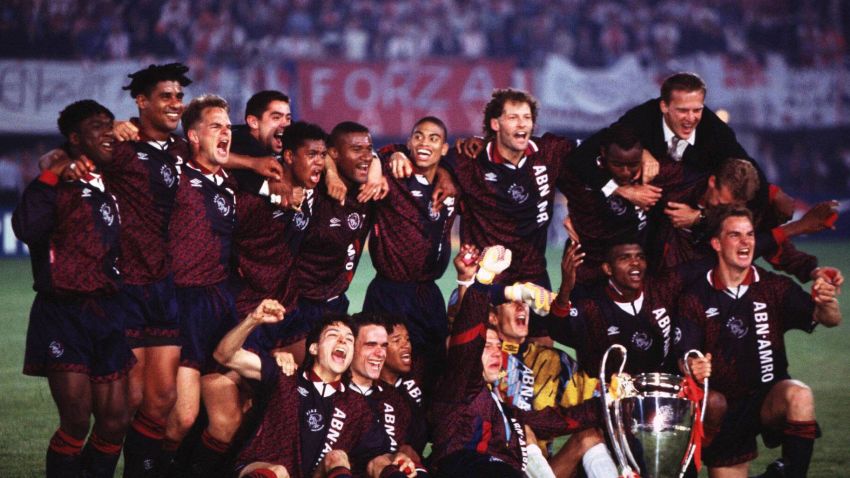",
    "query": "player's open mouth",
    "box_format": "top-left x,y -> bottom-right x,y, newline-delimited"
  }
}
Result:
309,167 -> 322,184
515,313 -> 527,327
629,269 -> 642,279
400,351 -> 411,365
514,131 -> 528,139
737,247 -> 750,259
356,161 -> 370,173
165,112 -> 180,120
100,139 -> 114,152
416,148 -> 432,160
367,358 -> 383,372
332,348 -> 347,362
216,139 -> 229,156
